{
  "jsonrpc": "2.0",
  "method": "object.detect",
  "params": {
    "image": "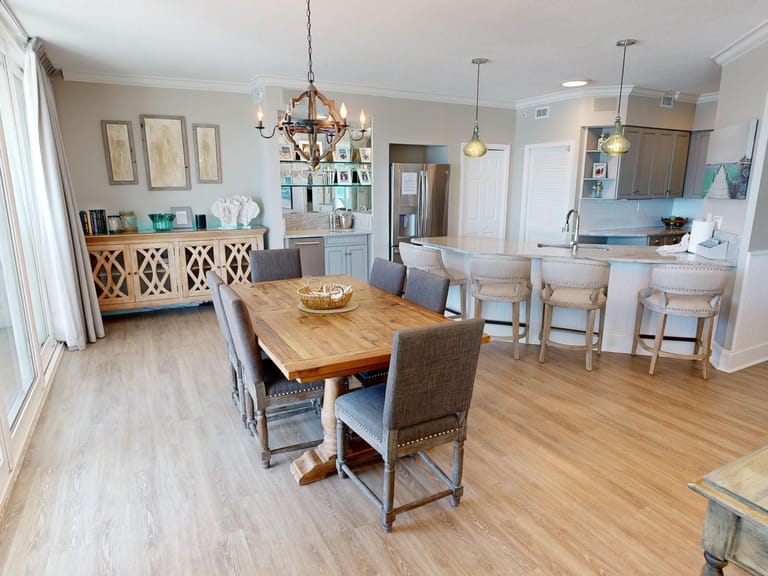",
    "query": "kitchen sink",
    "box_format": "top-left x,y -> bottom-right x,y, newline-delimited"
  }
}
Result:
536,242 -> 610,251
